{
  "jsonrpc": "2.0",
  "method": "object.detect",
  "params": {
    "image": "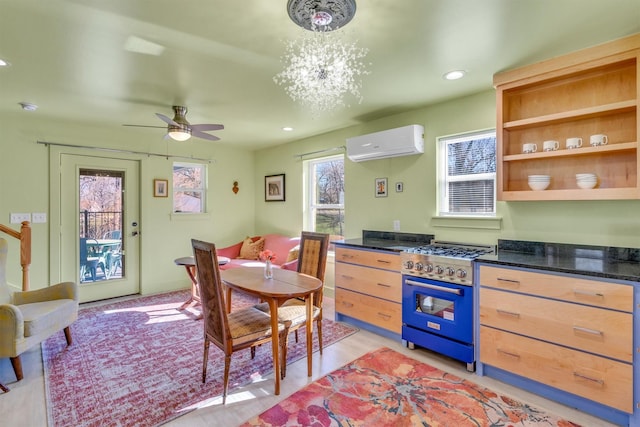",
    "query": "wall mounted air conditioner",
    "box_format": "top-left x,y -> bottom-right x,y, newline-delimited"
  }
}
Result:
346,124 -> 424,162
